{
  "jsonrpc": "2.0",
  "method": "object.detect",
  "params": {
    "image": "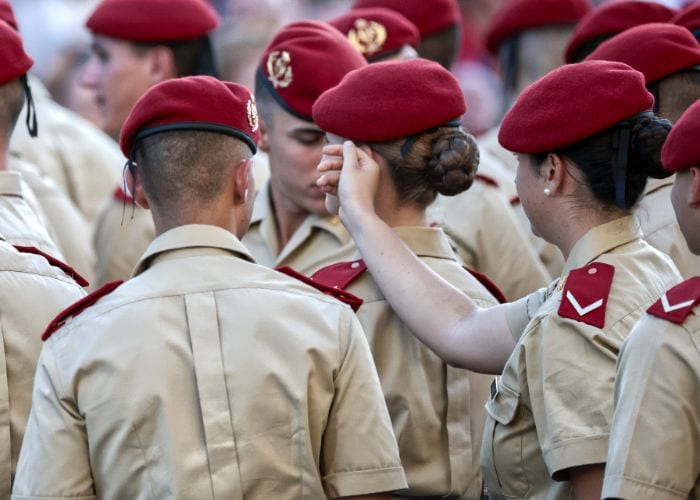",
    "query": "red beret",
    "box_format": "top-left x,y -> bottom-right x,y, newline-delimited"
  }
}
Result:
119,76 -> 260,157
87,0 -> 219,42
661,98 -> 700,173
585,23 -> 700,84
351,0 -> 461,38
499,60 -> 653,154
258,21 -> 366,122
328,7 -> 420,61
0,0 -> 18,30
565,1 -> 675,63
673,3 -> 700,33
312,58 -> 465,142
485,0 -> 591,55
0,21 -> 32,85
